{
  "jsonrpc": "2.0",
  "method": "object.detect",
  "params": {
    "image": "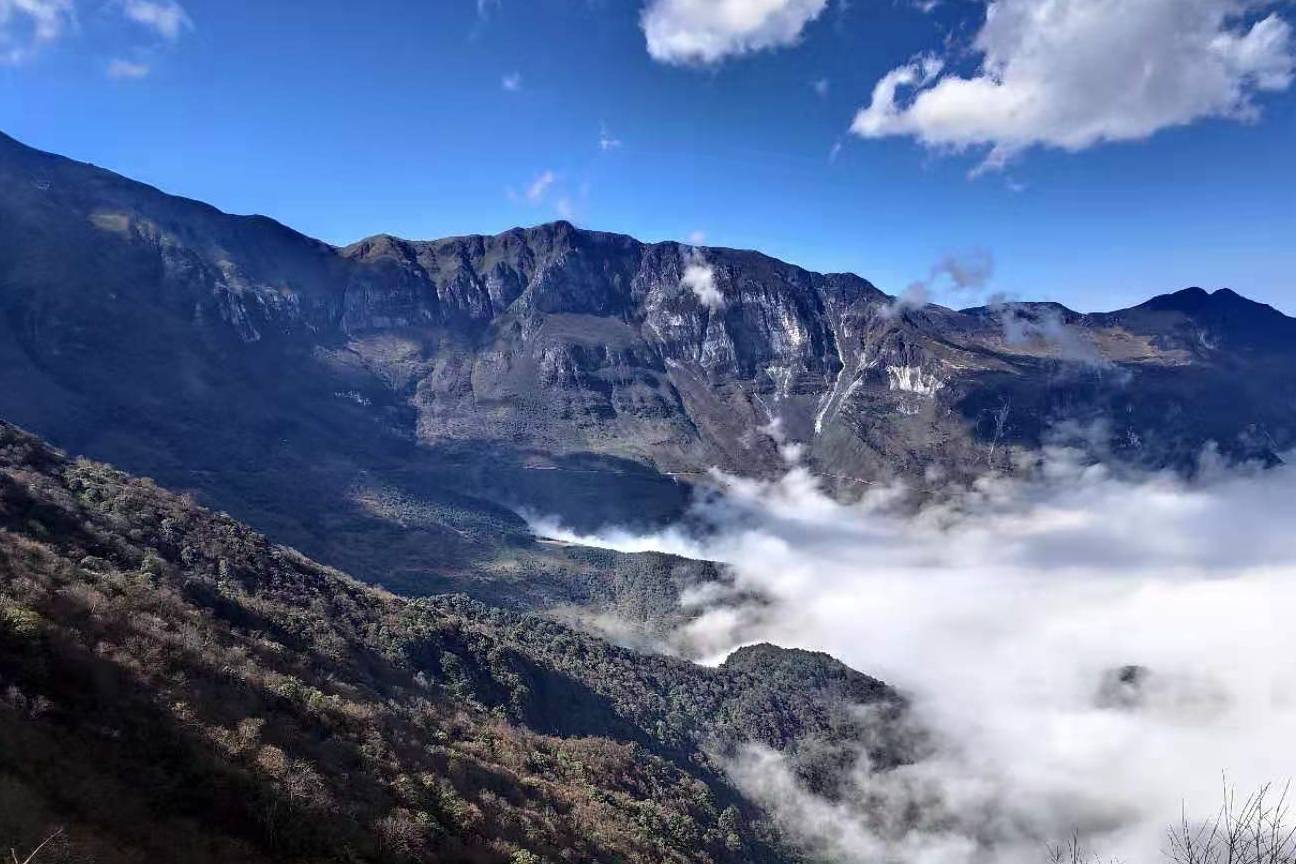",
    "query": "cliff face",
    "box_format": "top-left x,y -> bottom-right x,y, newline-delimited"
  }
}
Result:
334,223 -> 888,478
4,129 -> 1296,599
